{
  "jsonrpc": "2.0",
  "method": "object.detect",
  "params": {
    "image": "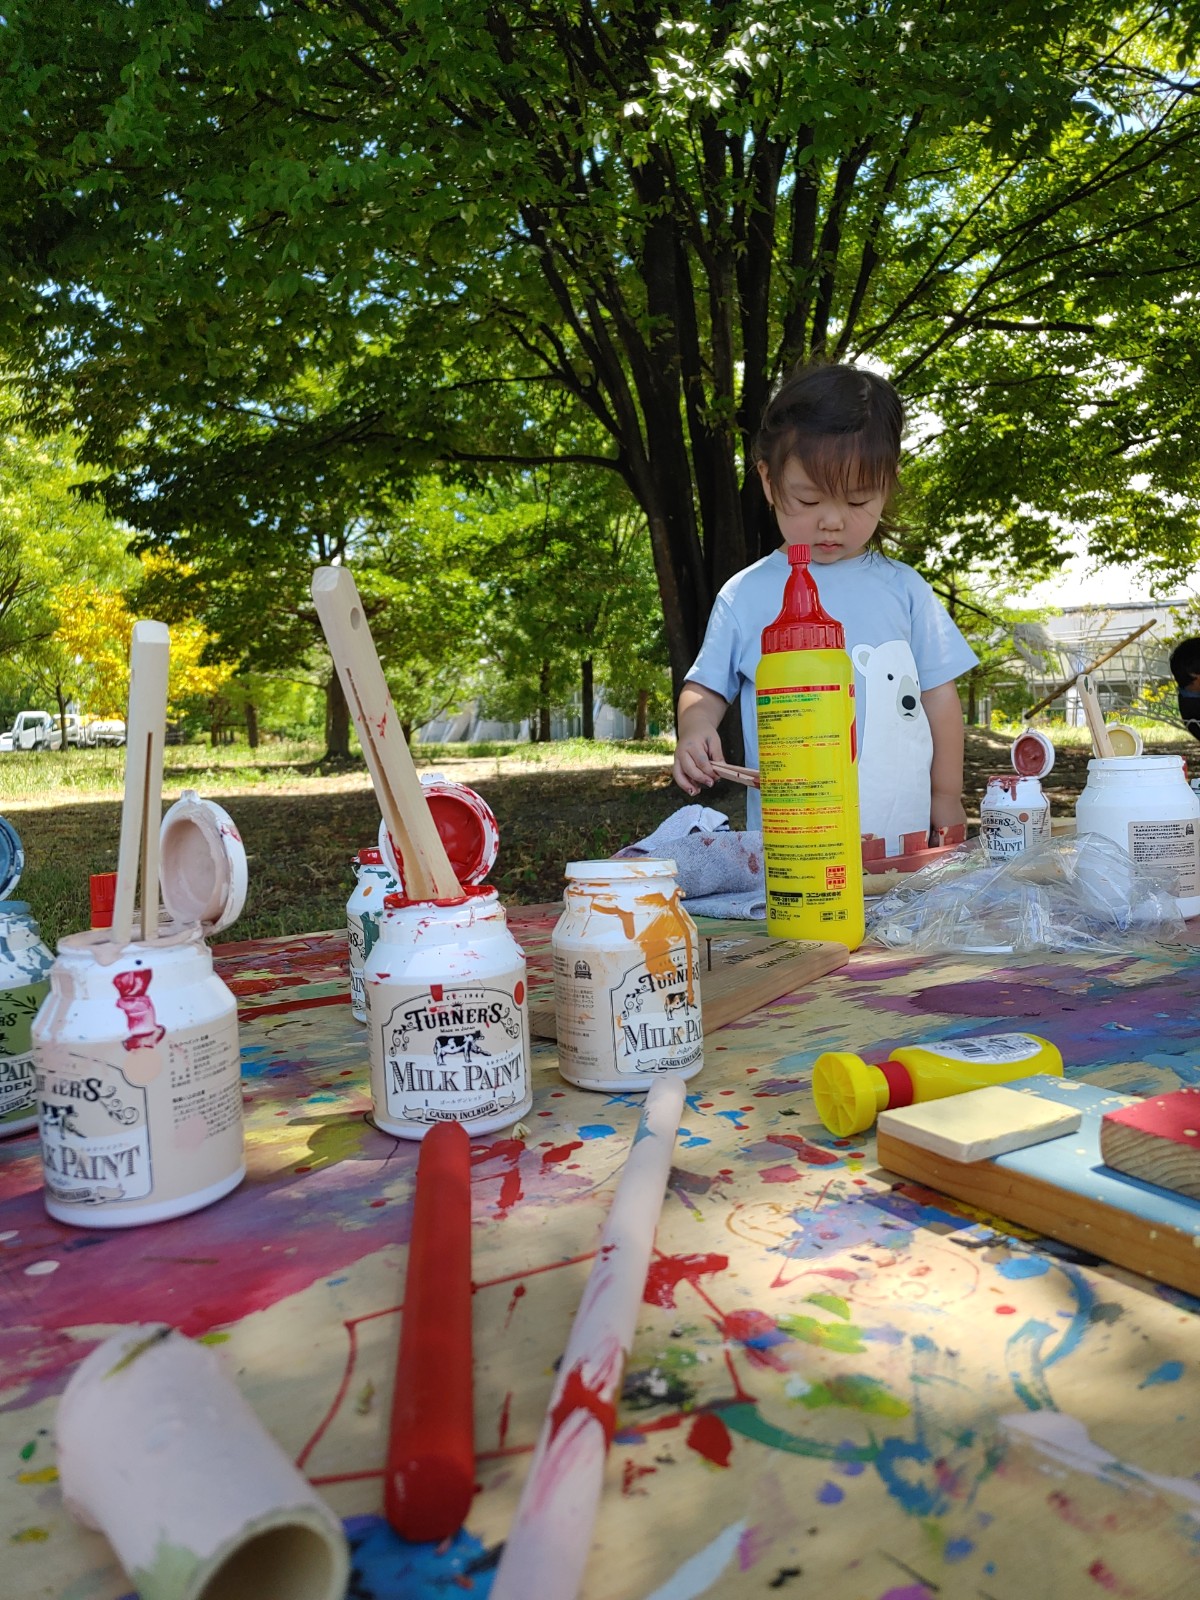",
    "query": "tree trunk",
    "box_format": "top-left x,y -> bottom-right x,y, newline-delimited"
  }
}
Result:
966,670 -> 978,724
634,688 -> 649,741
581,657 -> 594,740
55,683 -> 69,754
538,660 -> 552,743
325,672 -> 351,762
244,700 -> 259,749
